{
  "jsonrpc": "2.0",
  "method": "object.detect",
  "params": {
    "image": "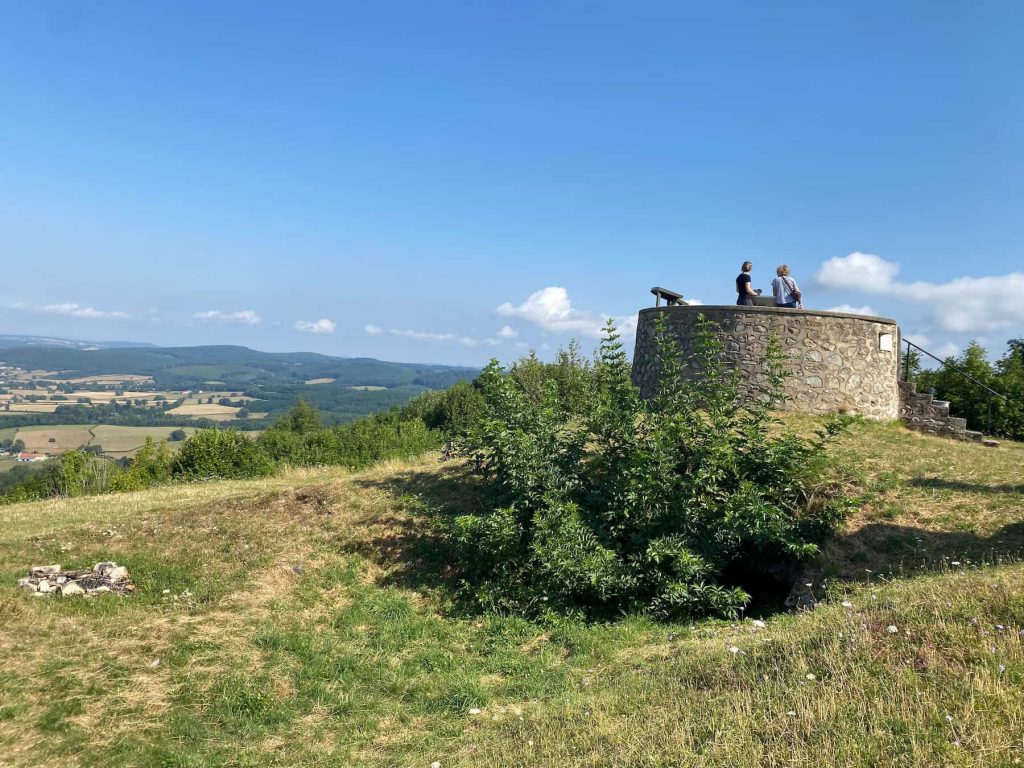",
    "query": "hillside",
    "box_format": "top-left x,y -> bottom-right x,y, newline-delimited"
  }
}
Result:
0,343 -> 476,390
0,335 -> 156,351
1,419 -> 1022,767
